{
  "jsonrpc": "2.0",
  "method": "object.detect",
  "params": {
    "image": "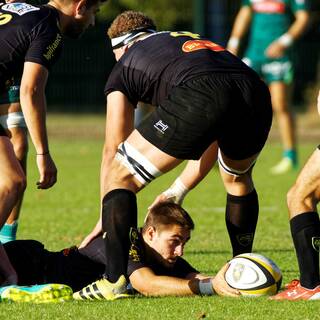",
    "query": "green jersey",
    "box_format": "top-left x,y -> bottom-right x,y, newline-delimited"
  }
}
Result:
243,0 -> 309,59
